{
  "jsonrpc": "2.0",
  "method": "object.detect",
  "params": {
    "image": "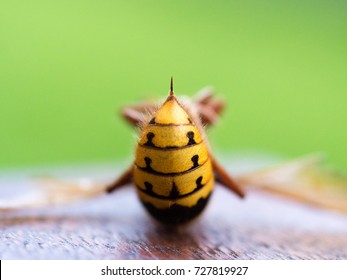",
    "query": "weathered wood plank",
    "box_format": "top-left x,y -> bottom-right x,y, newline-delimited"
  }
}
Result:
1,182 -> 347,260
